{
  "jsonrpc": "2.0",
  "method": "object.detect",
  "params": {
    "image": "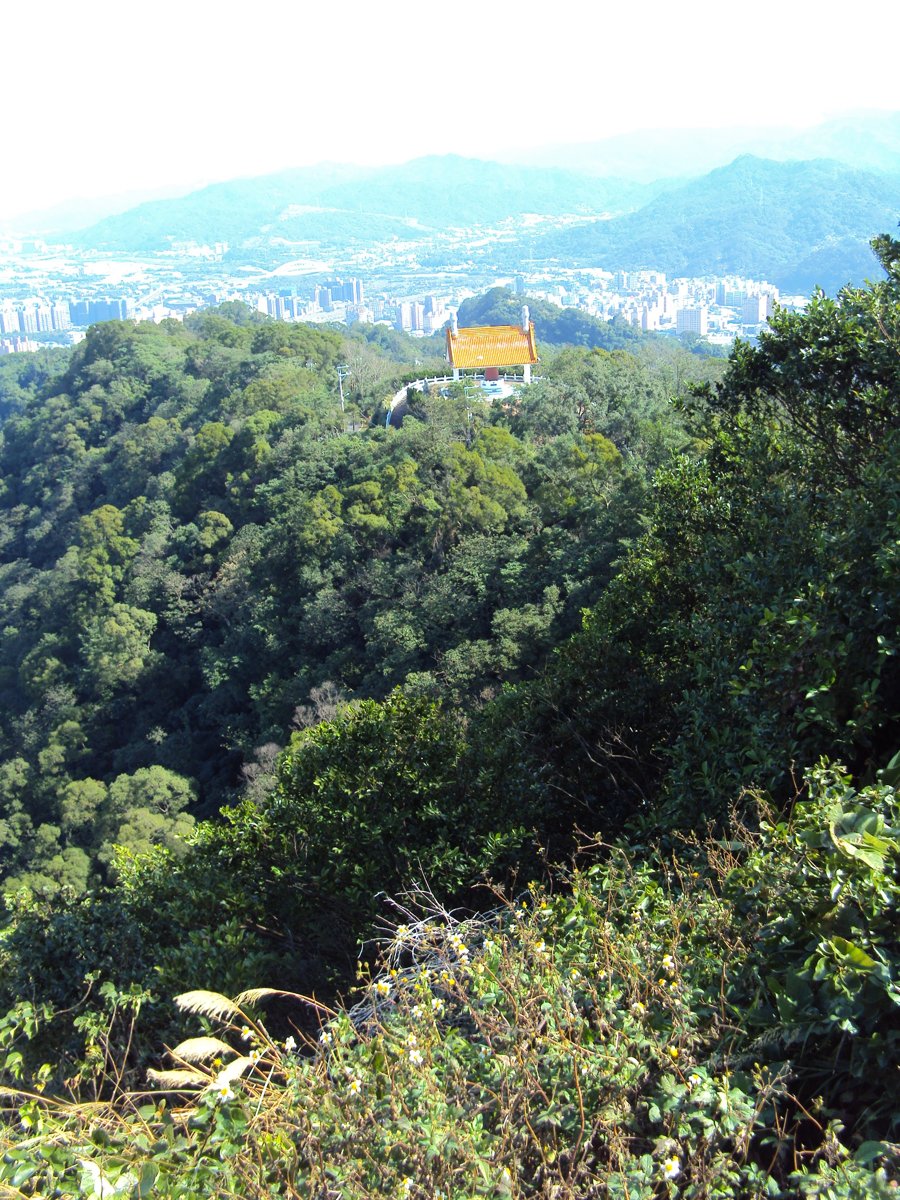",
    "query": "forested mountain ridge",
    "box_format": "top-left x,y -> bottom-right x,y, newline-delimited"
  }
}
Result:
457,287 -> 643,351
69,157 -> 655,251
533,155 -> 900,292
65,151 -> 900,292
1,241 -> 899,1197
0,305 -> 713,899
